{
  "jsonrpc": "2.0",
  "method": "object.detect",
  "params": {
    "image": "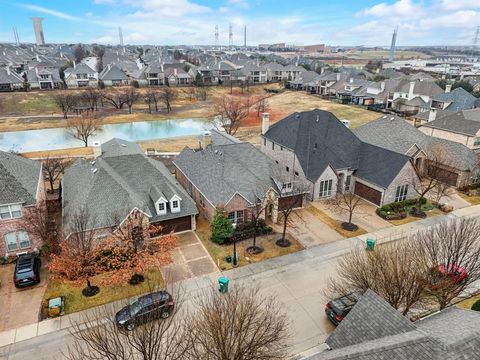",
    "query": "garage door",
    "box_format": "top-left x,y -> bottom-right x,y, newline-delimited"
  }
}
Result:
432,166 -> 458,187
151,216 -> 192,236
354,182 -> 382,206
